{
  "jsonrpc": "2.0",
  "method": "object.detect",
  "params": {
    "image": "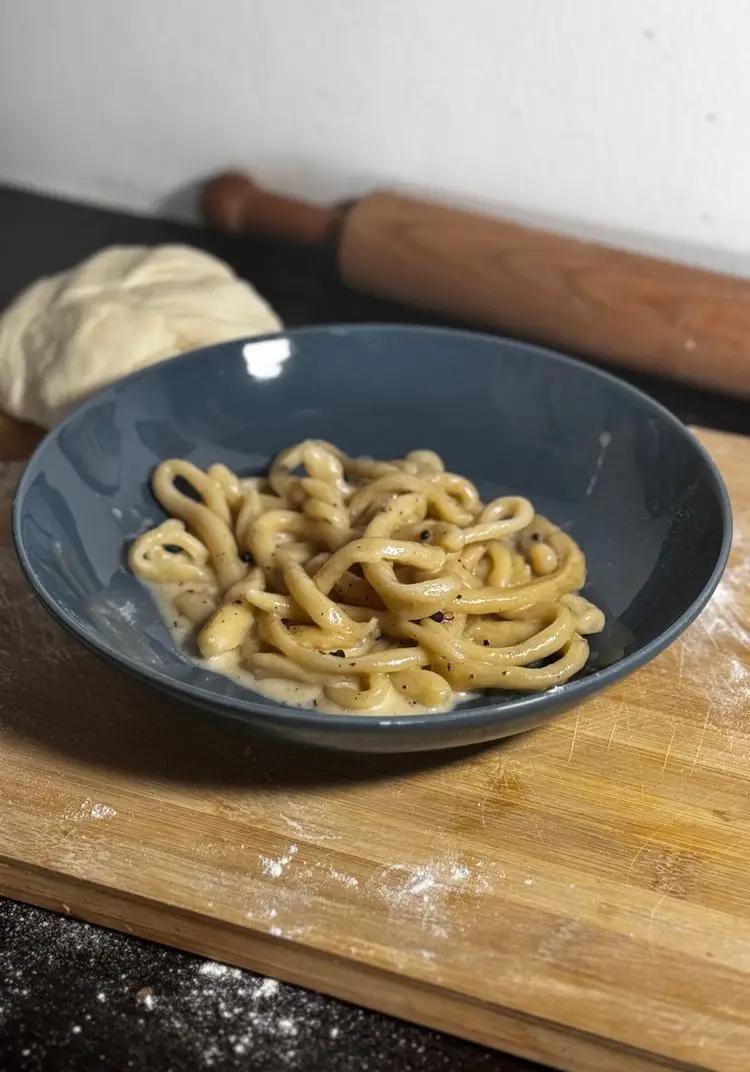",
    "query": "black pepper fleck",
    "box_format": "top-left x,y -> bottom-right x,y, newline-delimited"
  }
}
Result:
531,533 -> 541,542
329,649 -> 345,658
419,530 -> 430,541
455,594 -> 462,600
233,599 -> 242,605
240,551 -> 253,563
430,611 -> 445,623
